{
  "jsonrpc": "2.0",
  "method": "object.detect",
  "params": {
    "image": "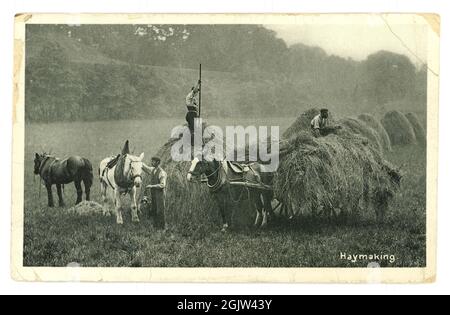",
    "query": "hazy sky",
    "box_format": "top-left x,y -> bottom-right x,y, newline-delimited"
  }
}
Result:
266,21 -> 428,65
